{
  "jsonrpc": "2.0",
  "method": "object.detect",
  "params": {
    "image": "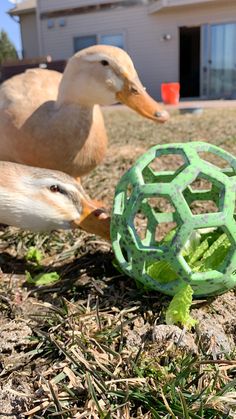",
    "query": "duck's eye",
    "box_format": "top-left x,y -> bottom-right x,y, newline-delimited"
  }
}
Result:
130,86 -> 139,95
50,185 -> 62,193
101,60 -> 109,66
